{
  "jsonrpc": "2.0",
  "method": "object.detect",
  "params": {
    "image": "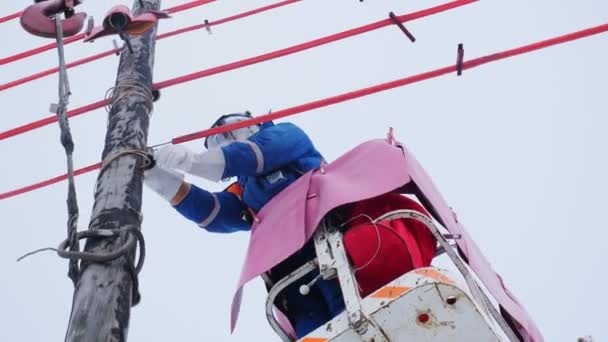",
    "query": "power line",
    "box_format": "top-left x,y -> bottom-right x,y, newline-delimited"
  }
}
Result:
2,22 -> 606,201
172,24 -> 608,143
0,34 -> 84,66
0,11 -> 22,24
164,0 -> 216,13
1,0 -> 302,92
0,0 -> 217,66
0,0 -> 475,141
